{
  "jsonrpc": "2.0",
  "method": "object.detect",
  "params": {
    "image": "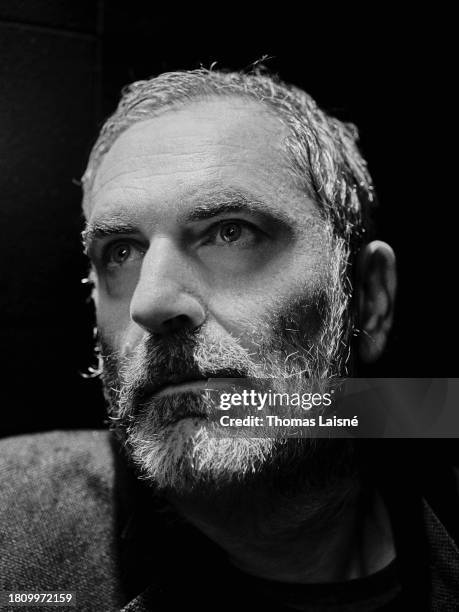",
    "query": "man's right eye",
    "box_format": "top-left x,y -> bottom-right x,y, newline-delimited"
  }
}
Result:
103,241 -> 145,270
